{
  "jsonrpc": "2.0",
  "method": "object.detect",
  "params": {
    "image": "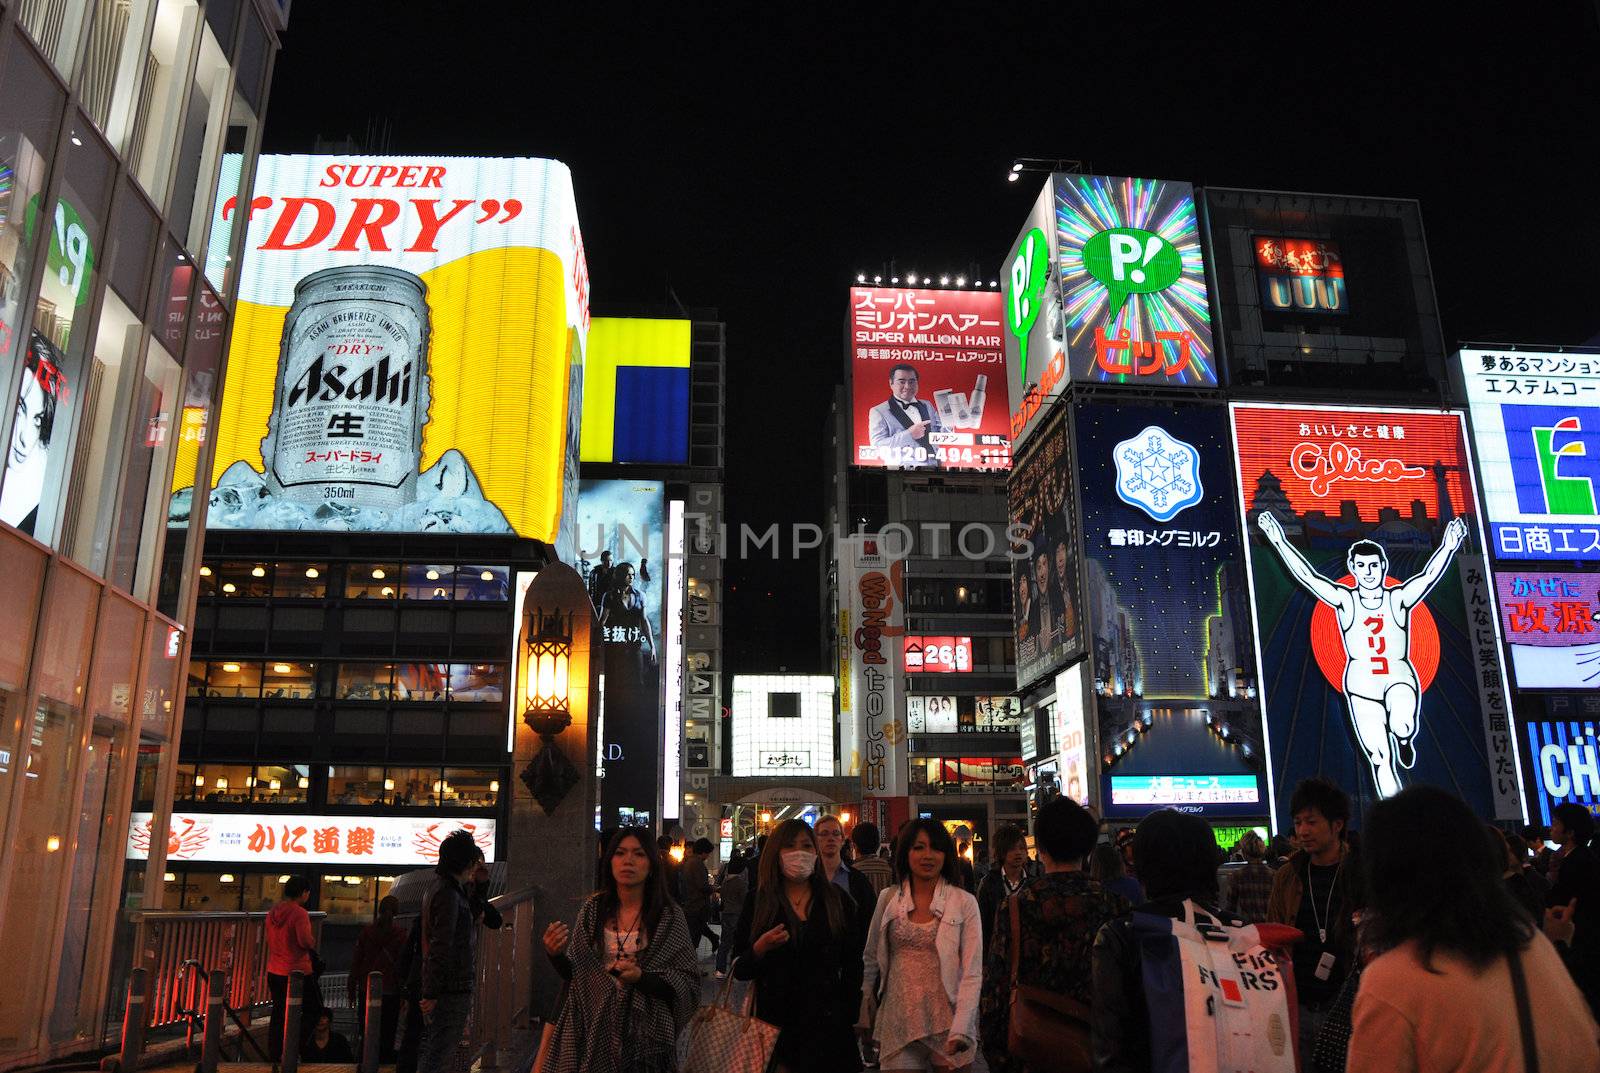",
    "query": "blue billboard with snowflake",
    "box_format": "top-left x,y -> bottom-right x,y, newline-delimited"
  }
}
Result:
1076,402 -> 1267,819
